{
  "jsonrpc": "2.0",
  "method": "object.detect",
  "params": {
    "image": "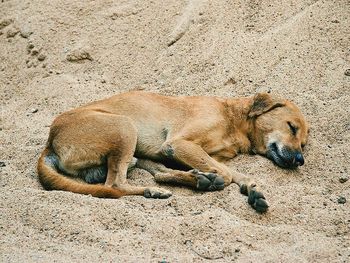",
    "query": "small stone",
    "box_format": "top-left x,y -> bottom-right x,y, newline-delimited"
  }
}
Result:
344,69 -> 350,76
0,161 -> 6,167
30,108 -> 38,113
101,79 -> 106,83
0,18 -> 13,30
235,248 -> 240,253
66,48 -> 93,62
20,29 -> 33,38
339,175 -> 349,183
38,53 -> 46,61
337,196 -> 346,204
224,77 -> 236,86
6,26 -> 20,38
27,43 -> 34,52
31,49 -> 39,56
